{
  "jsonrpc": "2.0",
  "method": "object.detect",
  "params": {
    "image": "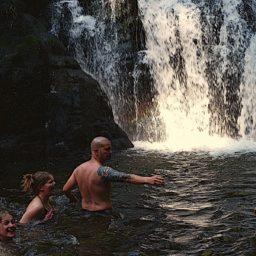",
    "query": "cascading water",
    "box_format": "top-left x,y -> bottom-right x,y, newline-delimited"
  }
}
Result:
239,34 -> 256,139
51,0 -> 132,128
138,0 -> 211,149
51,0 -> 256,151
